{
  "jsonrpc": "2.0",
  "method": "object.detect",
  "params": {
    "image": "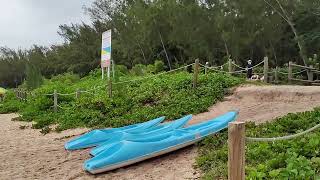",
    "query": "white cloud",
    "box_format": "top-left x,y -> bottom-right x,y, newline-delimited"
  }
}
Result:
0,0 -> 94,49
